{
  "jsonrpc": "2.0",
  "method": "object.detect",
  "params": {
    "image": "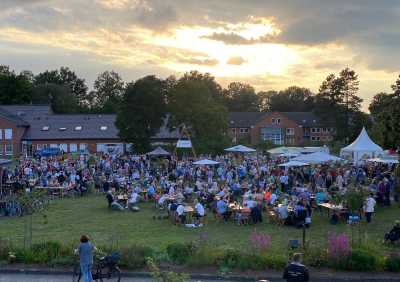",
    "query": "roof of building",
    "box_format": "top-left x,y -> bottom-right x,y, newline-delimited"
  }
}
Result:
228,112 -> 266,128
280,112 -> 324,127
0,105 -> 179,141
